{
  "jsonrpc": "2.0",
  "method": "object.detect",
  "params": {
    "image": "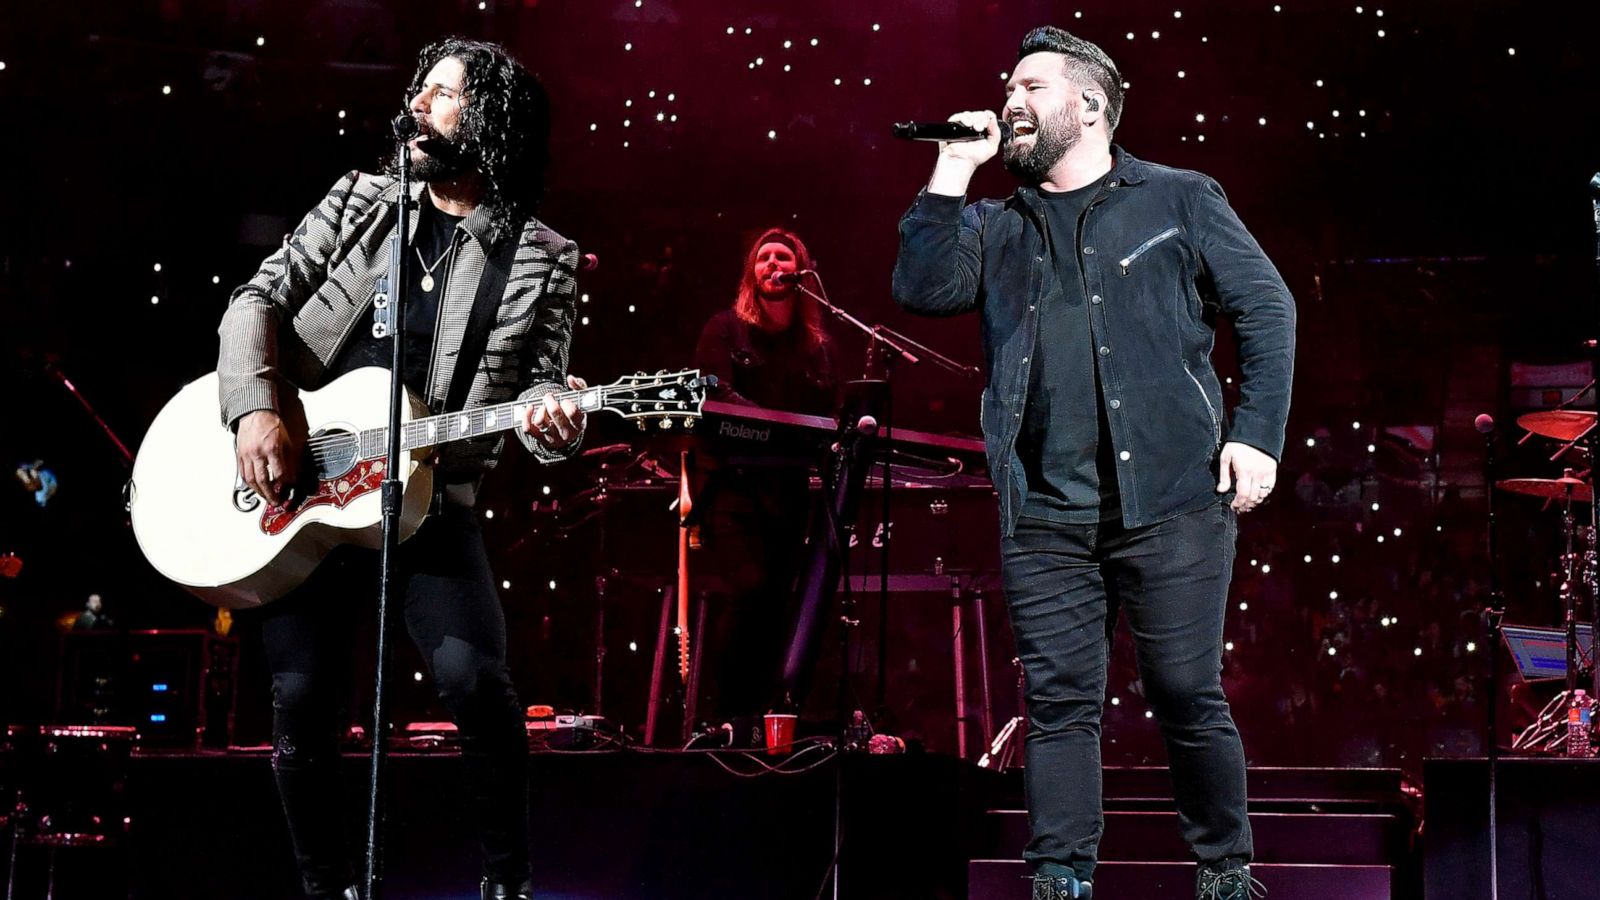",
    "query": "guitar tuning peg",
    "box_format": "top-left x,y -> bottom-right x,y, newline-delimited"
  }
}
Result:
658,418 -> 671,429
636,420 -> 647,431
682,418 -> 696,429
655,368 -> 667,376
